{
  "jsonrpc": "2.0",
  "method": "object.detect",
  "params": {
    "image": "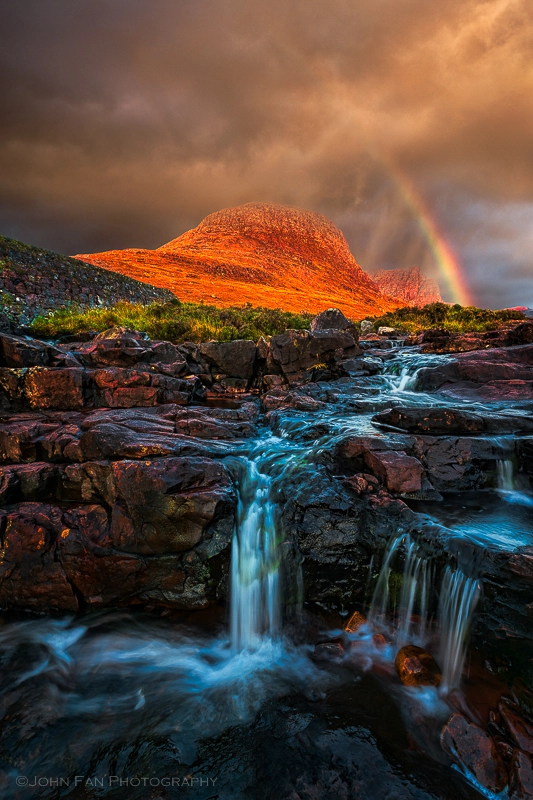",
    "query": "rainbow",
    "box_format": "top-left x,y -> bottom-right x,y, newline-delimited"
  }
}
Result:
385,162 -> 474,307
